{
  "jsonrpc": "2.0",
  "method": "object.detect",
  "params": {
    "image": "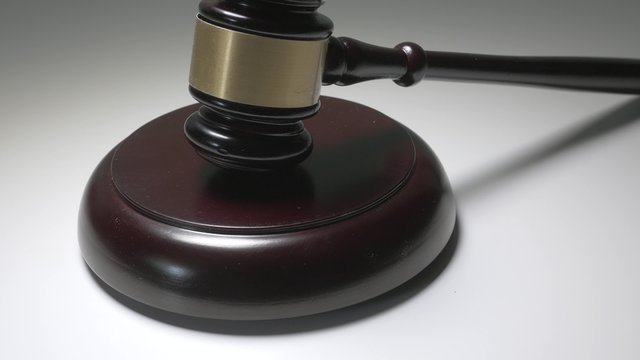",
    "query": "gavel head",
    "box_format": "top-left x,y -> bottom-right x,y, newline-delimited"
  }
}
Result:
184,0 -> 333,171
